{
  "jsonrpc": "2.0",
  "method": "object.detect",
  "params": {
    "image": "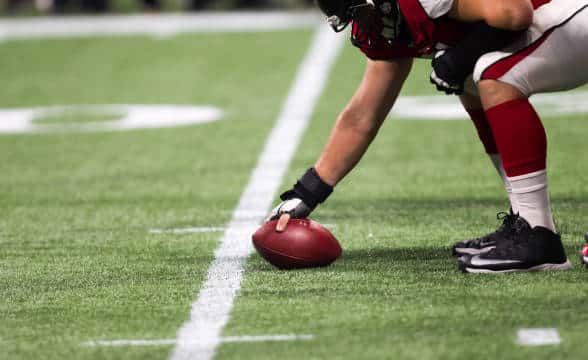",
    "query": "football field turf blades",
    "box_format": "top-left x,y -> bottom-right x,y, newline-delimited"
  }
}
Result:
2,23 -> 588,360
